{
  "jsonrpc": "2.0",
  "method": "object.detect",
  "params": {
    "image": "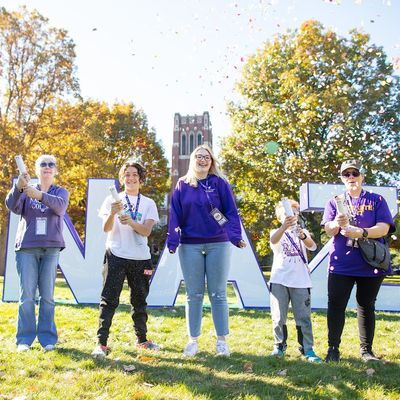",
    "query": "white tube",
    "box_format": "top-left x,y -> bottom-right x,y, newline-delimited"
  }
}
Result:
282,197 -> 297,234
109,186 -> 123,215
282,197 -> 294,217
334,194 -> 350,230
15,155 -> 27,175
